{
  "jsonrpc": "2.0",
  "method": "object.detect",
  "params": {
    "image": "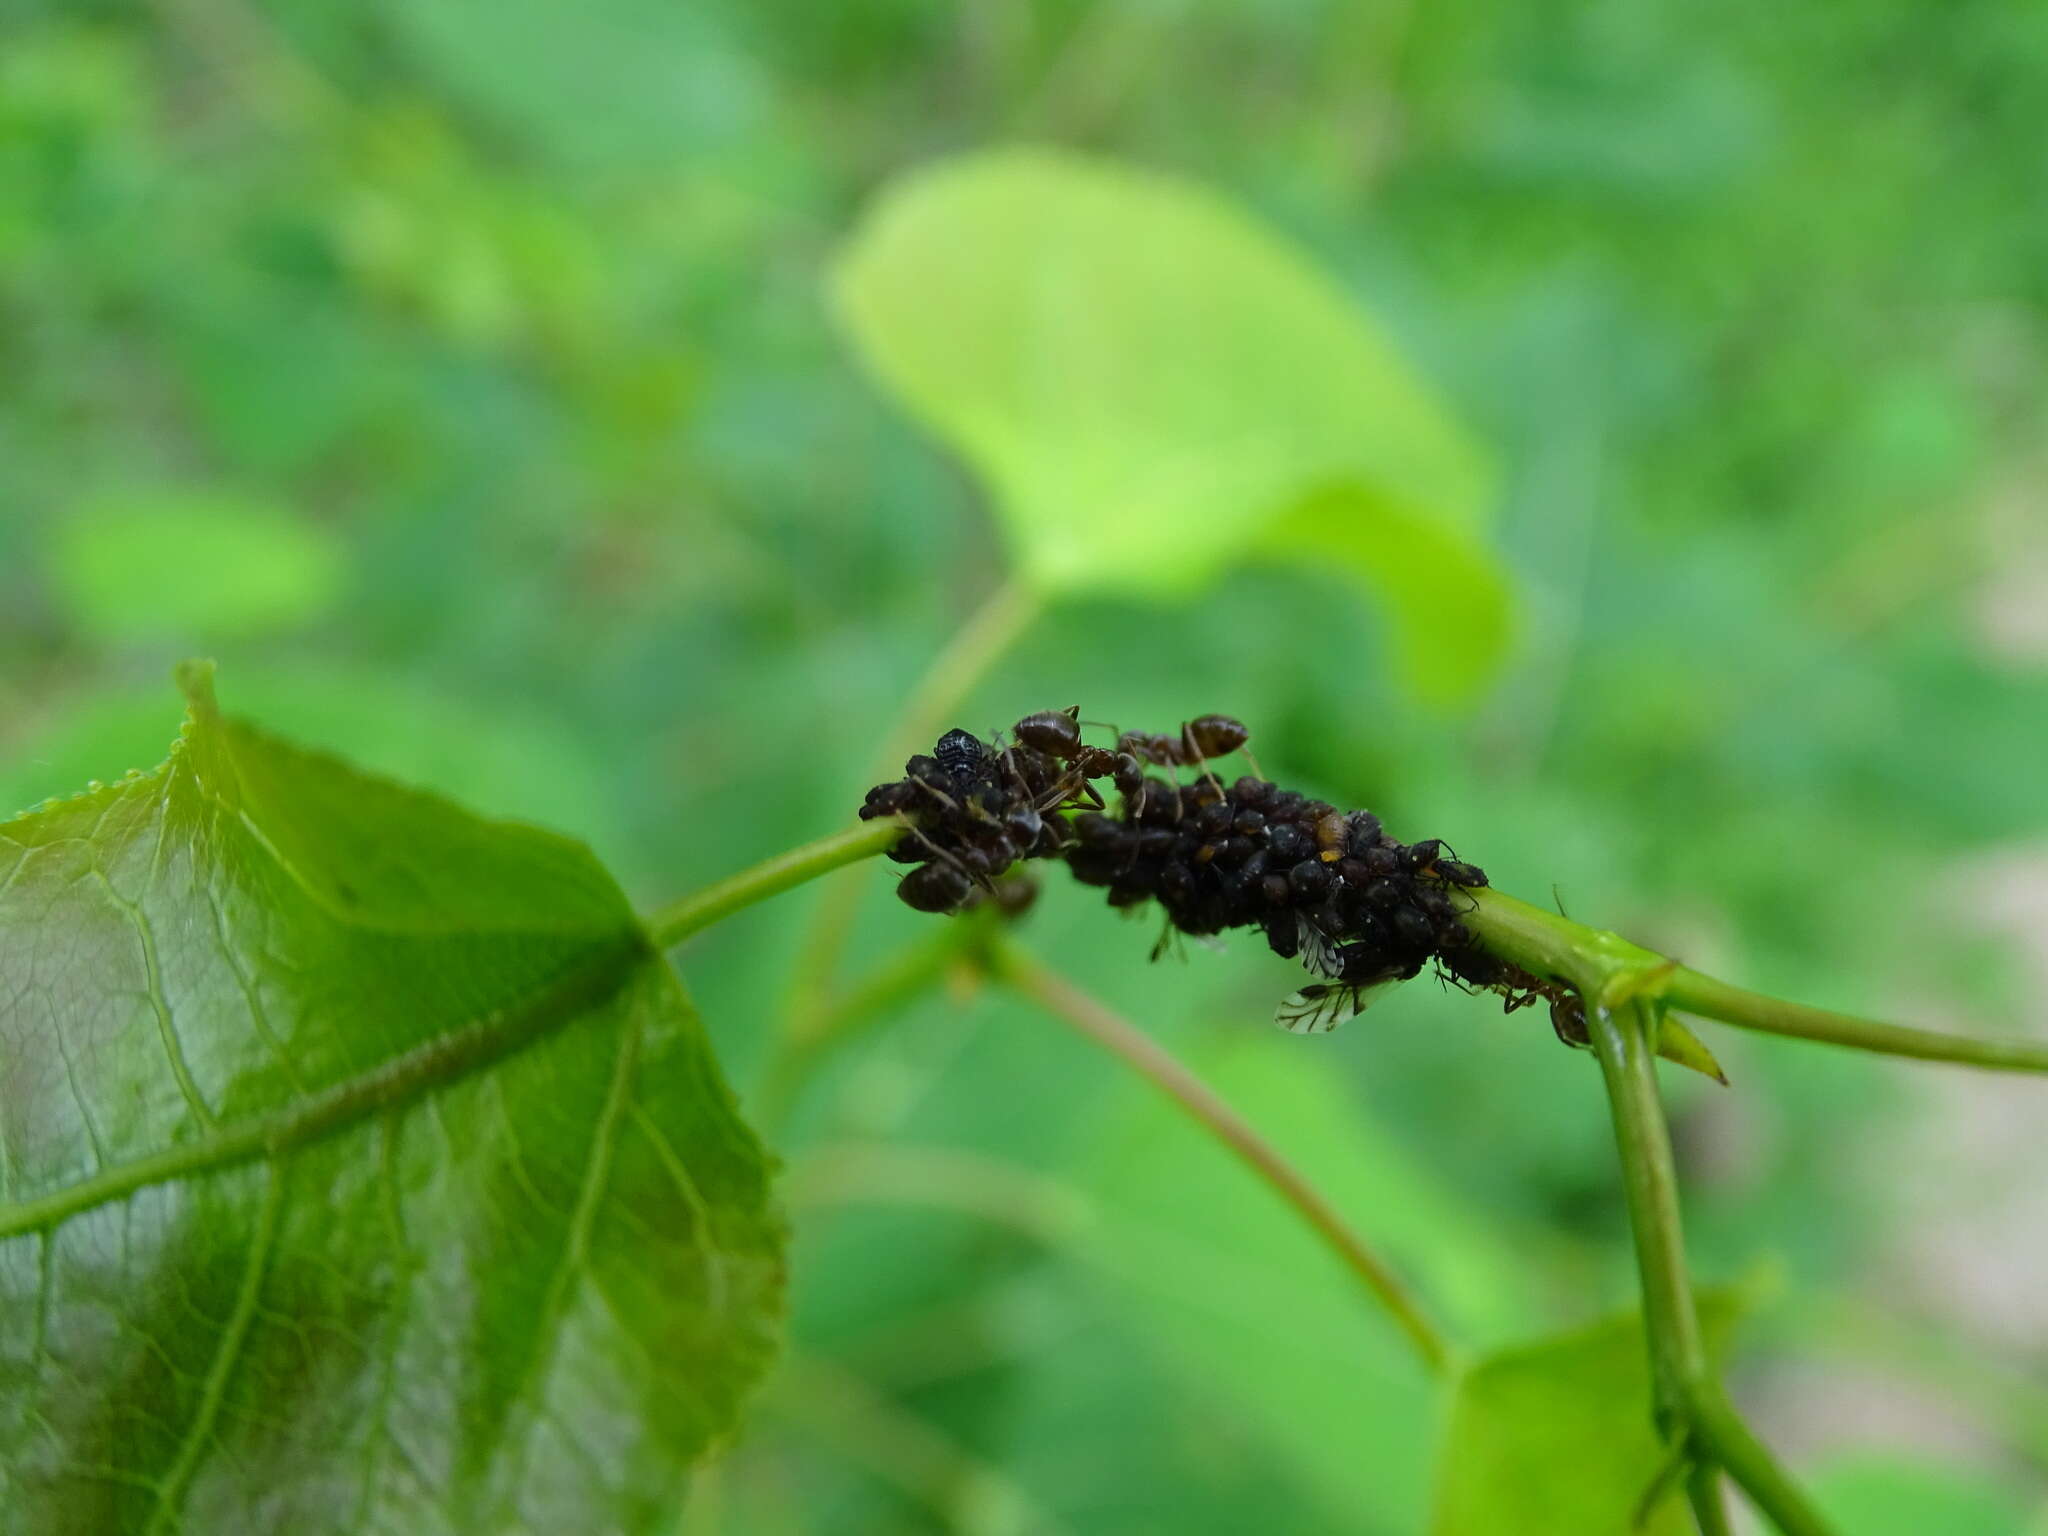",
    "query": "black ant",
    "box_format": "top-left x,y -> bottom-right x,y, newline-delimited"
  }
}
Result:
1118,713 -> 1259,793
1010,706 -> 1129,812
